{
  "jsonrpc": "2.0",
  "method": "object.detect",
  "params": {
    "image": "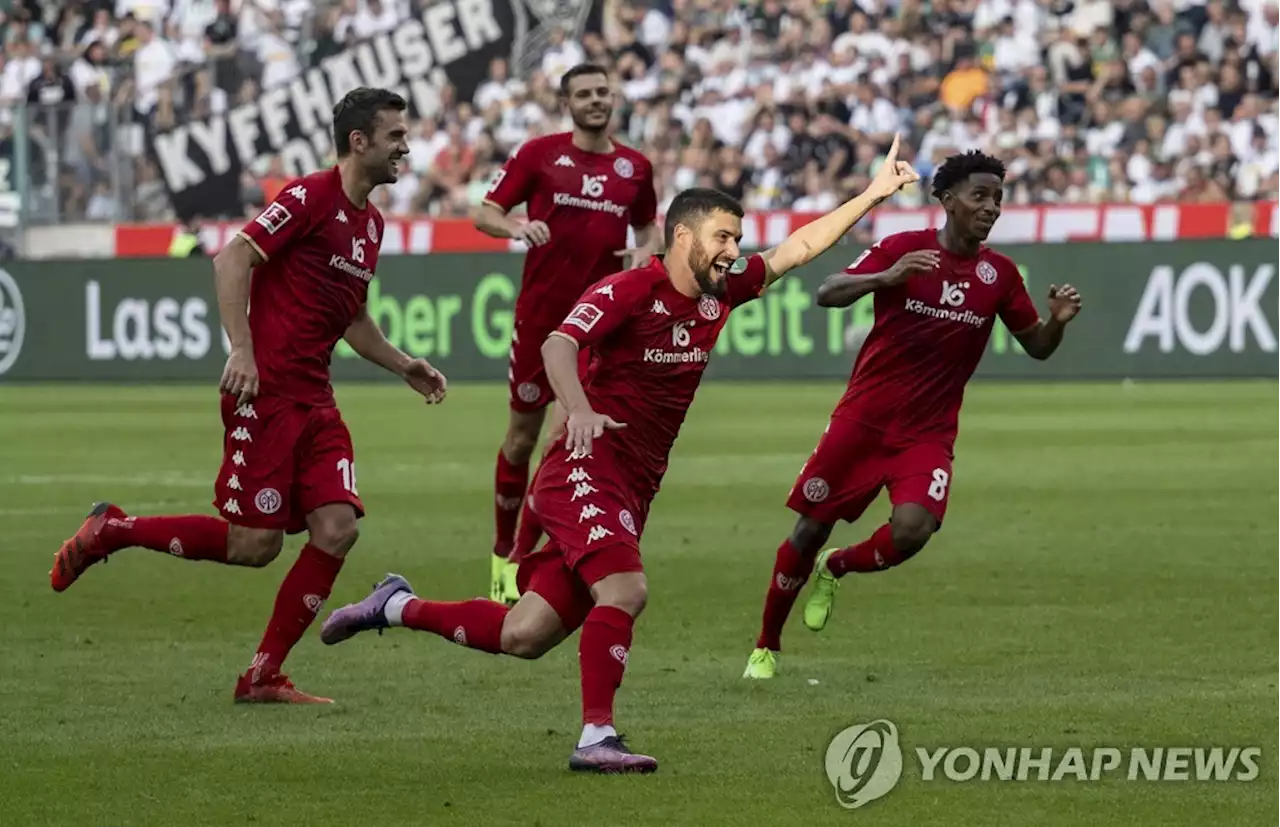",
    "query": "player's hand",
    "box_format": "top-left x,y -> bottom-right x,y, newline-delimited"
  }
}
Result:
515,220 -> 551,247
865,133 -> 921,201
402,358 -> 448,404
1047,284 -> 1082,324
220,347 -> 258,405
565,408 -> 626,458
884,250 -> 940,284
